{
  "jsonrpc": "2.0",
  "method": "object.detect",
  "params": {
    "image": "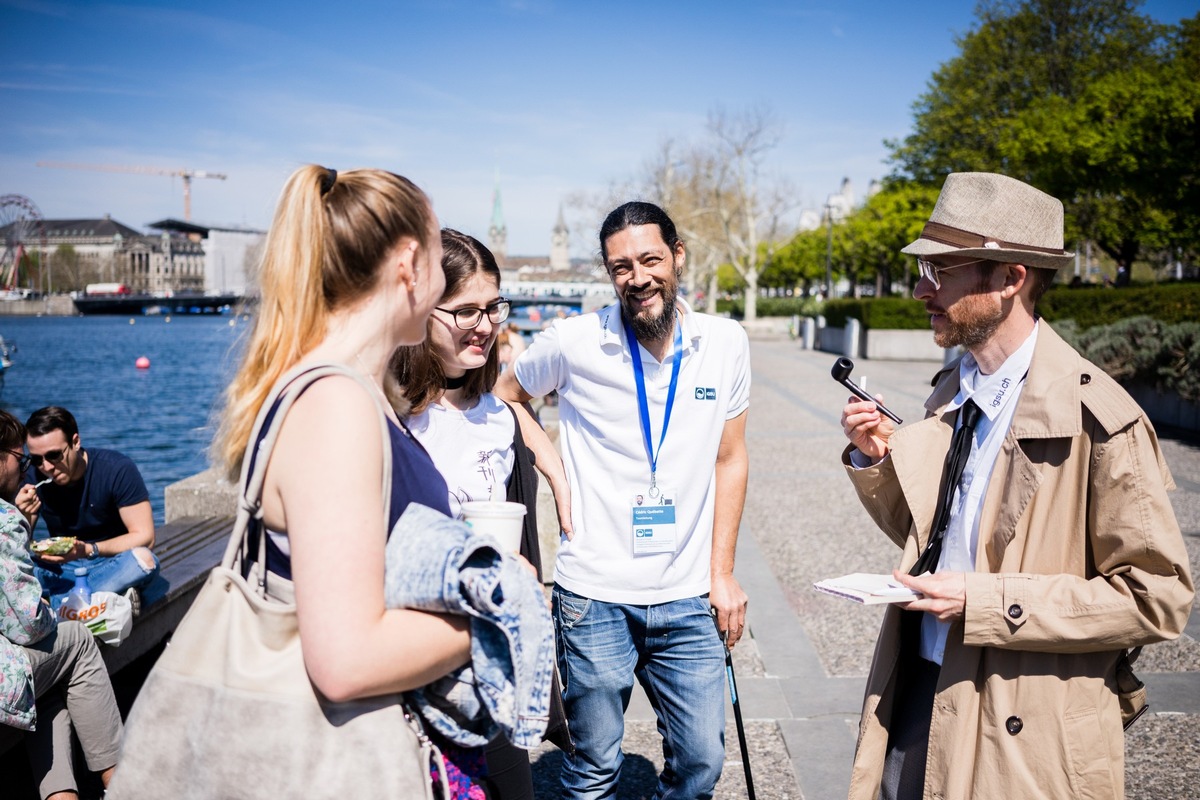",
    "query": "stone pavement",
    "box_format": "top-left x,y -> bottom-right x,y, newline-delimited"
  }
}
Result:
529,337 -> 1200,799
